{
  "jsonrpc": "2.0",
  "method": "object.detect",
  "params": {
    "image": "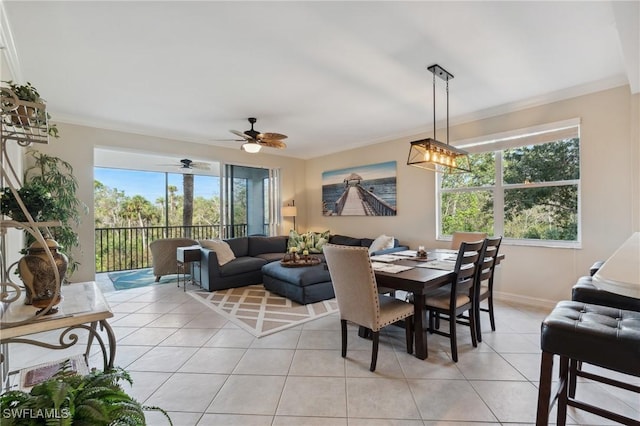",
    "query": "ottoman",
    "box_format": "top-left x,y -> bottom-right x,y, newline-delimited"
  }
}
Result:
262,261 -> 334,305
